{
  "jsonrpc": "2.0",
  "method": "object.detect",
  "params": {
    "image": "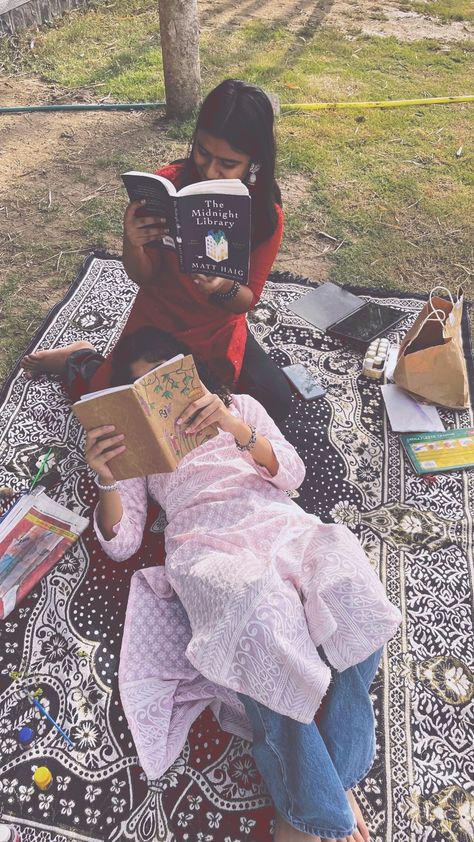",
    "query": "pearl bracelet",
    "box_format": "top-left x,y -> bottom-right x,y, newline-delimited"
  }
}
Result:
235,424 -> 257,452
95,476 -> 119,492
